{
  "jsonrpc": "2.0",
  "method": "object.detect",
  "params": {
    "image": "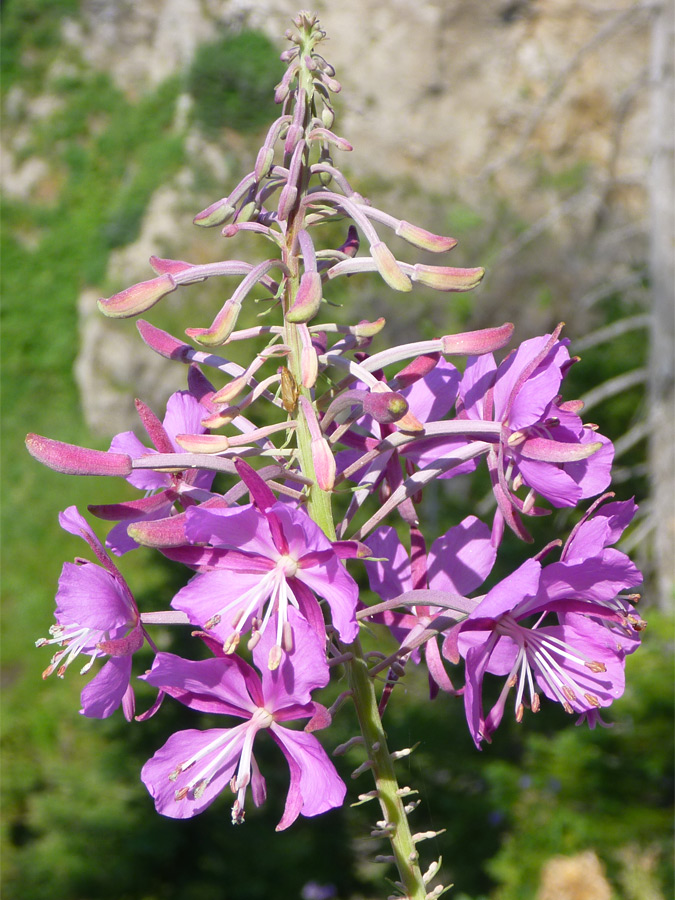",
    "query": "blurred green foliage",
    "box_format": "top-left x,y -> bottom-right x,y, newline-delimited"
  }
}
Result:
186,30 -> 284,135
2,5 -> 671,900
